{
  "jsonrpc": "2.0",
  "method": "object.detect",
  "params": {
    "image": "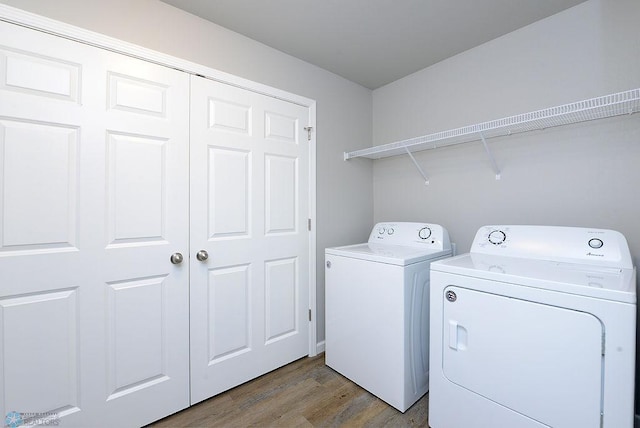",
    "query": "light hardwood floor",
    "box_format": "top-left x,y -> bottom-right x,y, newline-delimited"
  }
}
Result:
148,354 -> 429,427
